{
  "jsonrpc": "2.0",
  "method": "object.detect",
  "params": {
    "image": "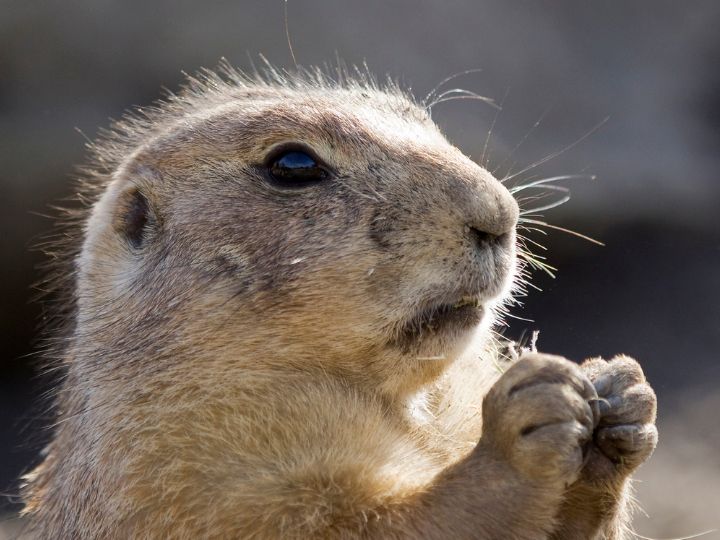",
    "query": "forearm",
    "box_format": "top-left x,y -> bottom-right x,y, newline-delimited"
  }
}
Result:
550,477 -> 630,540
365,445 -> 562,540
